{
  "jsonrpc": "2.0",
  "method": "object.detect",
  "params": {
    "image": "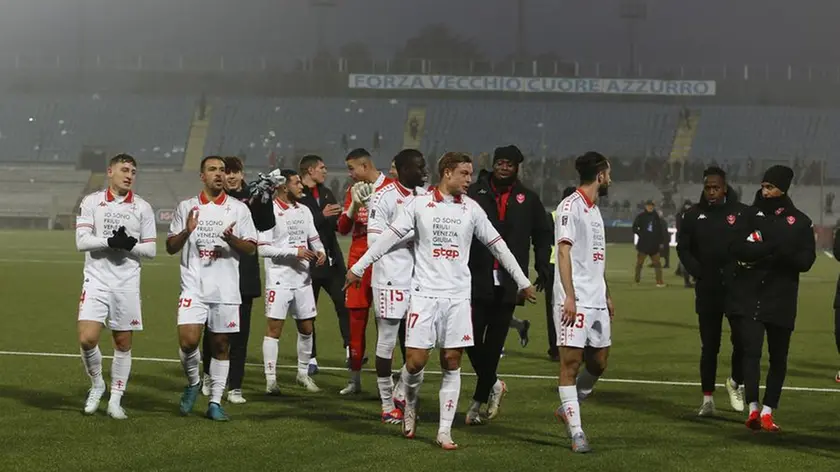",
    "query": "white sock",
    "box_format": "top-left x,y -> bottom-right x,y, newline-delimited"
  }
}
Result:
309,357 -> 318,366
178,347 -> 201,387
703,394 -> 713,403
263,336 -> 279,384
559,386 -> 583,436
350,369 -> 361,386
297,333 -> 313,377
209,358 -> 229,405
378,376 -> 395,412
438,368 -> 461,434
81,346 -> 105,388
109,349 -> 132,405
761,405 -> 772,416
729,378 -> 739,389
393,365 -> 407,402
576,368 -> 600,399
749,402 -> 760,414
402,368 -> 425,409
